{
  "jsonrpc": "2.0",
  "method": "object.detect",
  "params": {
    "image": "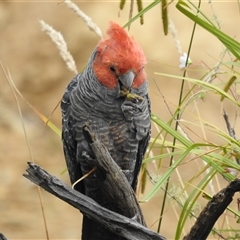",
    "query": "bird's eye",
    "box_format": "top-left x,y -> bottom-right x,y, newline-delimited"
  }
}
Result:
109,66 -> 116,73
